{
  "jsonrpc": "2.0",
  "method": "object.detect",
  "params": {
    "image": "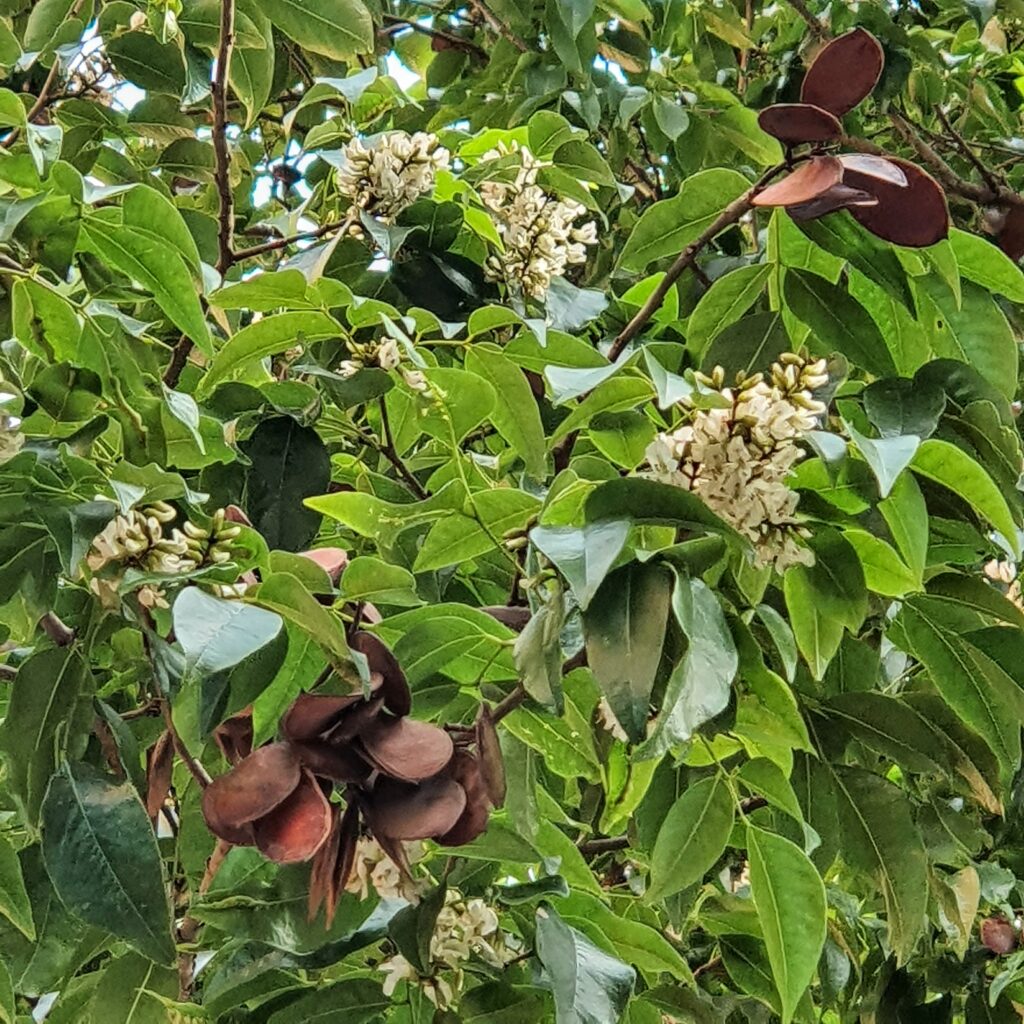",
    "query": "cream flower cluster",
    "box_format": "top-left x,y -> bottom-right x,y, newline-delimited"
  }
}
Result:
646,354 -> 829,572
336,131 -> 450,221
338,337 -> 427,392
86,505 -> 240,608
479,142 -> 598,300
344,836 -> 422,903
380,889 -> 516,1008
985,559 -> 1023,611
